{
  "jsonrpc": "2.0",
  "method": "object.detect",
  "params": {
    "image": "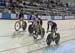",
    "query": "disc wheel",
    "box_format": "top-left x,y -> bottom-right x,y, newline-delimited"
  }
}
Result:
55,33 -> 60,45
14,21 -> 21,31
46,33 -> 52,46
28,24 -> 33,34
